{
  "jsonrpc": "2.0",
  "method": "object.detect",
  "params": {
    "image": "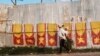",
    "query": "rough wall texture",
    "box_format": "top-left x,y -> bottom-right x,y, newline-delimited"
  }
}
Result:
0,0 -> 100,48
